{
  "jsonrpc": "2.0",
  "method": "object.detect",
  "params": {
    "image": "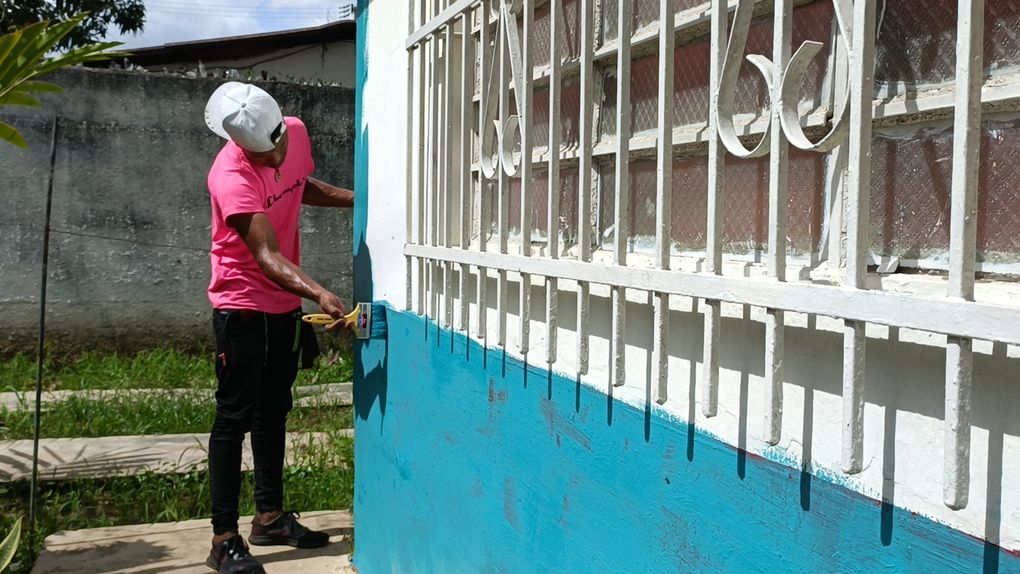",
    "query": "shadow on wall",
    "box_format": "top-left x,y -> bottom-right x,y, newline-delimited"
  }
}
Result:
421,274 -> 1019,572
351,118 -> 385,425
358,306 -> 1020,573
352,233 -> 389,428
351,0 -> 389,430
